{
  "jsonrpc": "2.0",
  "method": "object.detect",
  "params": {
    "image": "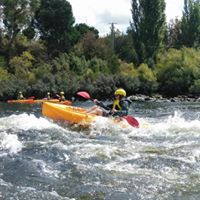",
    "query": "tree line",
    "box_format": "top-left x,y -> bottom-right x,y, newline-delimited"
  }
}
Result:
0,0 -> 200,100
